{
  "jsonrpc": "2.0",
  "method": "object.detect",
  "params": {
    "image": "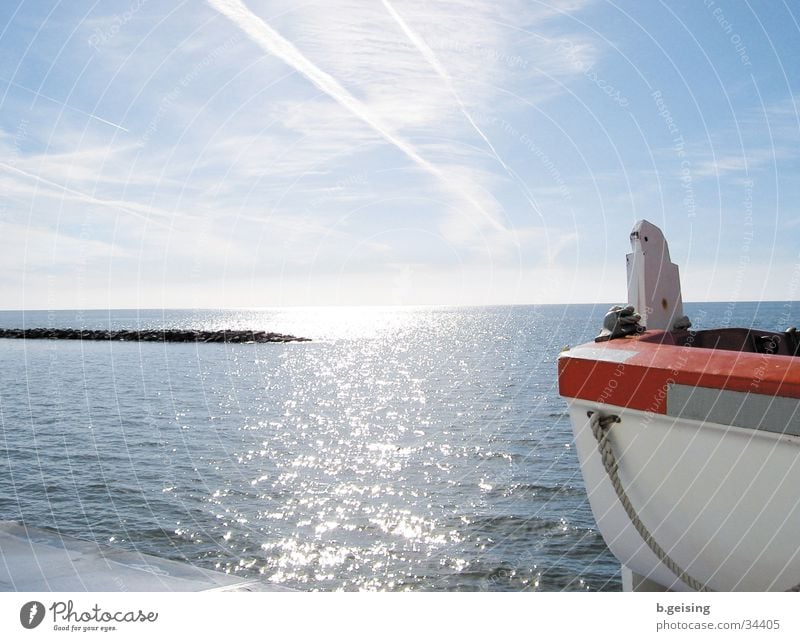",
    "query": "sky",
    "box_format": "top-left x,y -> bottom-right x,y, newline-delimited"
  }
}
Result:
0,0 -> 799,308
